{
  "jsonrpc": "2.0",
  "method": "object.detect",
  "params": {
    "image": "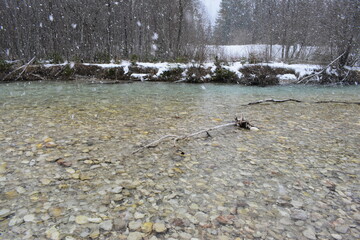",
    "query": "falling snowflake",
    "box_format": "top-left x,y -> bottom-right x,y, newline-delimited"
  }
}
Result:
49,14 -> 54,21
71,23 -> 77,29
152,44 -> 158,51
39,22 -> 43,28
152,33 -> 159,40
137,21 -> 142,27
